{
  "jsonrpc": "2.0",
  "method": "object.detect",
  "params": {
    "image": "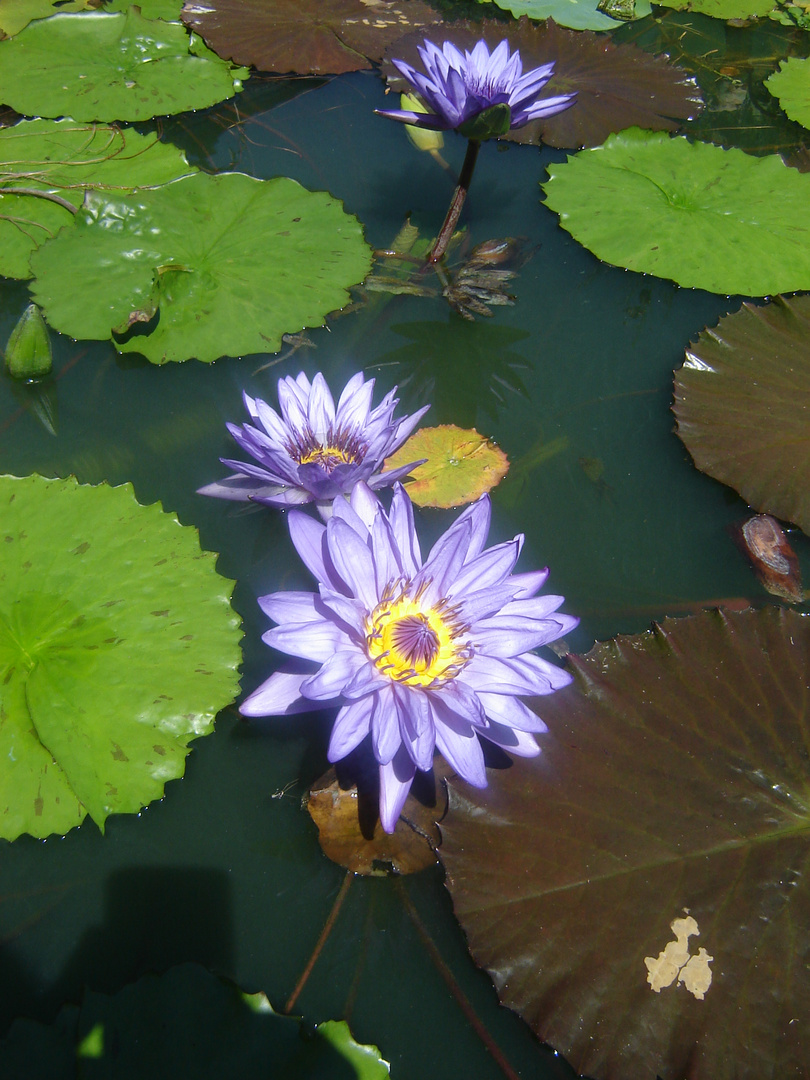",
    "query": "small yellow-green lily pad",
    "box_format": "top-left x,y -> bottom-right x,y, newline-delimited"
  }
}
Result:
384,424 -> 509,508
